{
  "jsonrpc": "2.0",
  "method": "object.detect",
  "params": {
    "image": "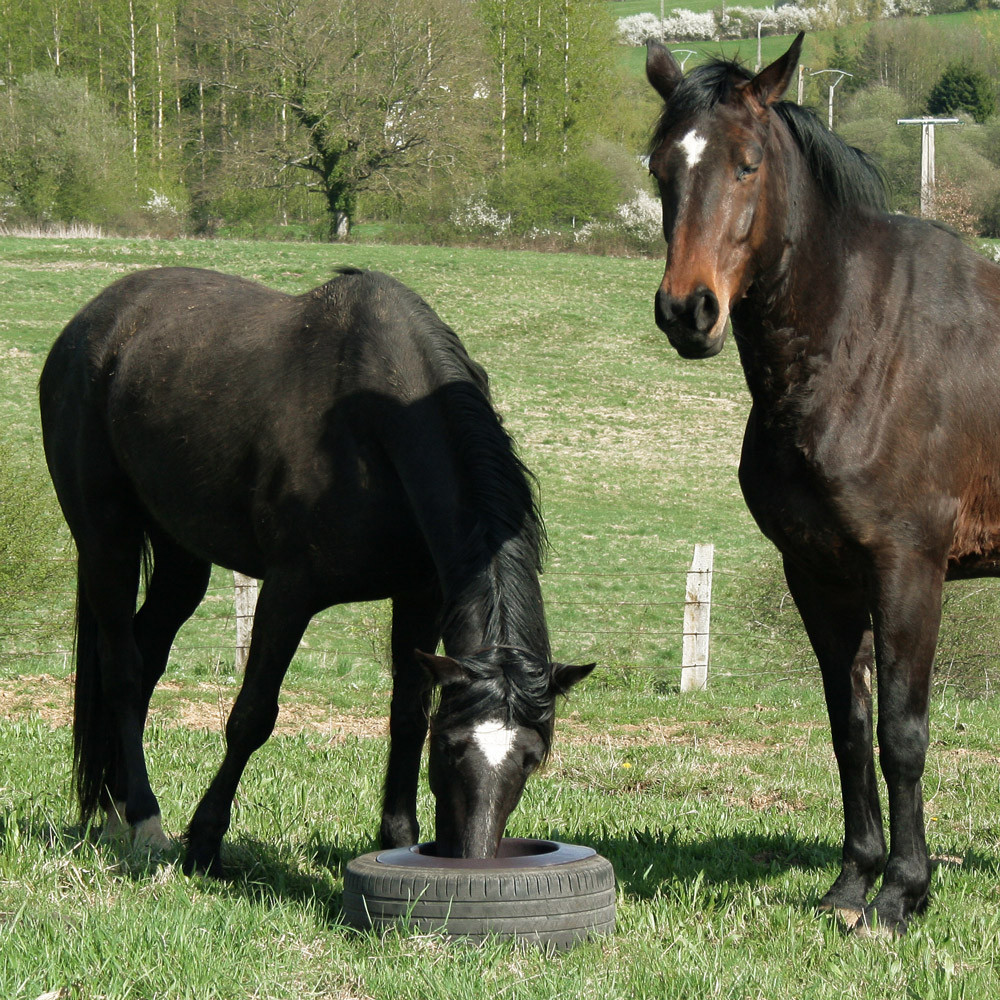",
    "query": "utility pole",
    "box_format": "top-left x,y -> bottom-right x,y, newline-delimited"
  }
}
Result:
671,49 -> 697,70
809,69 -> 852,130
755,13 -> 775,72
896,117 -> 960,217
